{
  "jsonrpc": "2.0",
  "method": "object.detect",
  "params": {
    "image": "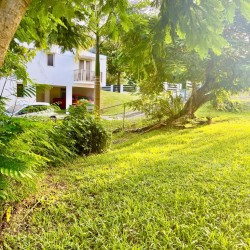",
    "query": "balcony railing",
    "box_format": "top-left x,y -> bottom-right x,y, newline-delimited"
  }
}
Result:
74,69 -> 95,82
